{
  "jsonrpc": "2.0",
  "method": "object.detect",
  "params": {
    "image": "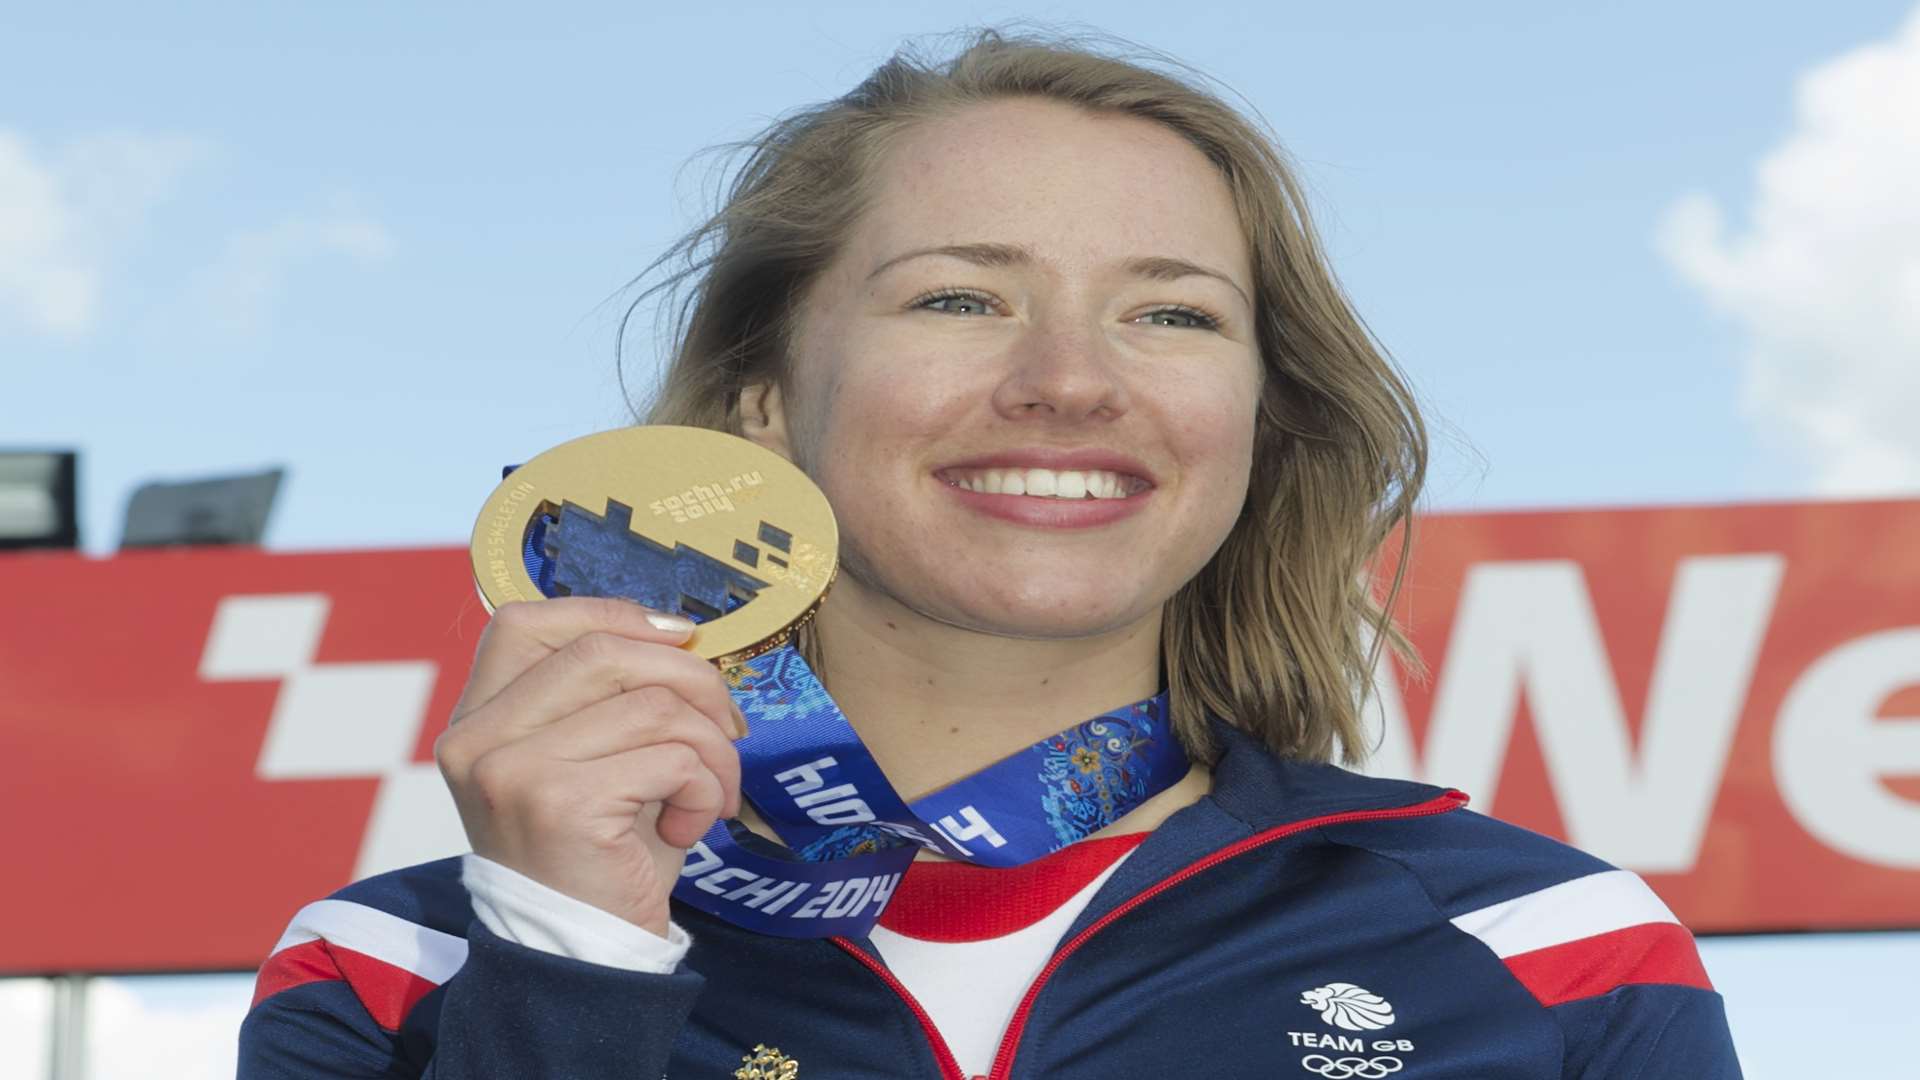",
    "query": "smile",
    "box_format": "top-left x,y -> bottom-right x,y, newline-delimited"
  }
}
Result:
937,467 -> 1149,500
